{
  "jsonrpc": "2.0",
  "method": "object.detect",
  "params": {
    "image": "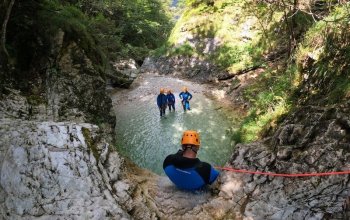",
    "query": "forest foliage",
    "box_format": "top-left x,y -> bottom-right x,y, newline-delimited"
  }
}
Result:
1,0 -> 349,144
160,0 -> 350,143
0,0 -> 174,74
238,2 -> 350,143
